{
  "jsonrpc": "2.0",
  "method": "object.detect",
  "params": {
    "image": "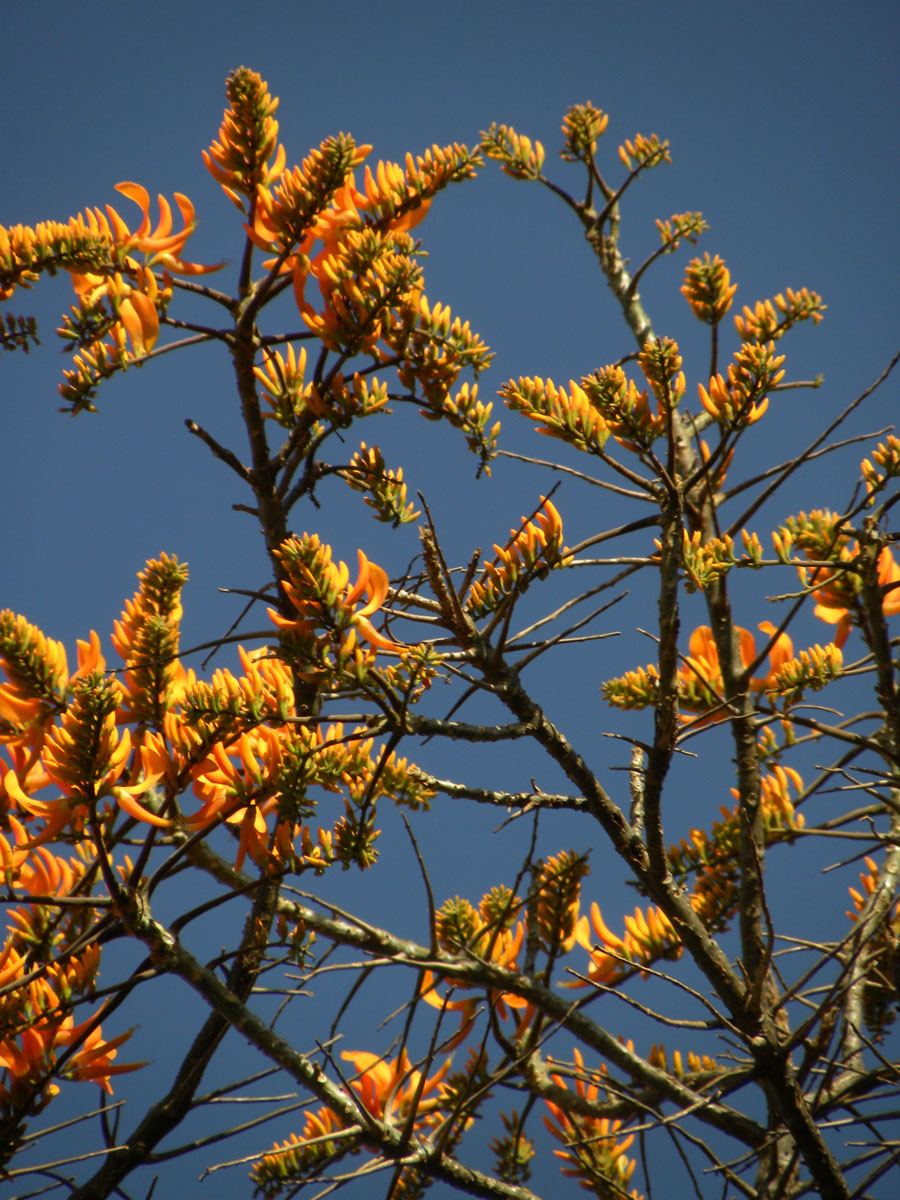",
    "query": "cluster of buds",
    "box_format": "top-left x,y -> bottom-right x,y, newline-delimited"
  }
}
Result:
344,443 -> 420,525
394,293 -> 494,409
251,1049 -> 453,1196
669,766 -> 805,930
861,434 -> 900,503
480,122 -> 545,179
698,340 -> 785,429
679,530 -> 736,593
530,850 -> 590,955
648,1043 -> 718,1079
560,102 -> 609,161
681,253 -> 737,325
570,899 -> 681,987
466,498 -> 571,618
776,510 -> 900,644
500,375 -> 611,456
655,211 -> 708,253
618,132 -> 670,171
582,364 -> 664,450
734,286 -> 825,341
